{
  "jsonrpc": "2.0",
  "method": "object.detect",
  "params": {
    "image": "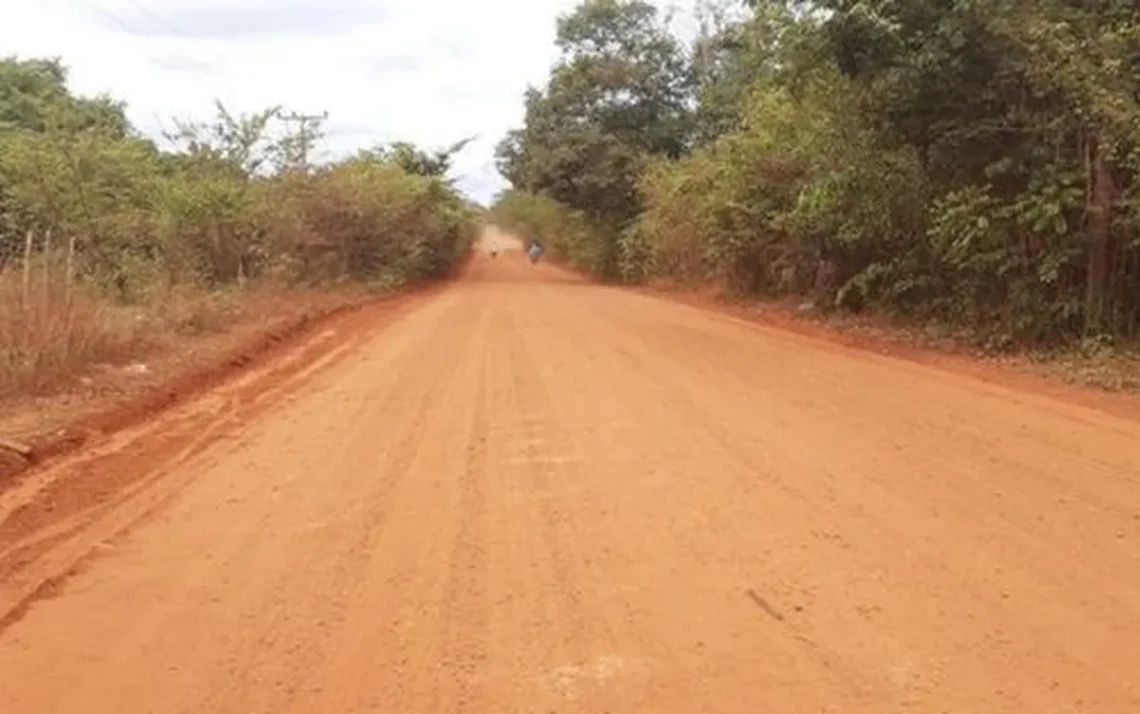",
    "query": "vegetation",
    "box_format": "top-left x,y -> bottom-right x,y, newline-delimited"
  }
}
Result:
0,56 -> 478,395
493,0 -> 1140,349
